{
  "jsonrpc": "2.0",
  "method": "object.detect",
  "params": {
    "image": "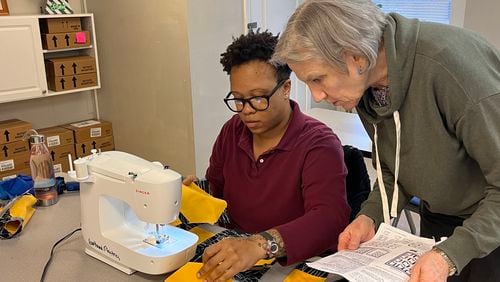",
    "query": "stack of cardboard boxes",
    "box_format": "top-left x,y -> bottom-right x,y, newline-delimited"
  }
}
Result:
45,56 -> 98,92
40,17 -> 90,50
37,126 -> 76,174
63,120 -> 114,158
0,119 -> 32,180
41,17 -> 98,92
0,119 -> 114,179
